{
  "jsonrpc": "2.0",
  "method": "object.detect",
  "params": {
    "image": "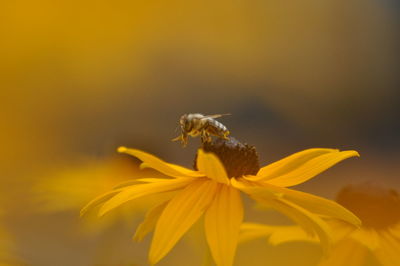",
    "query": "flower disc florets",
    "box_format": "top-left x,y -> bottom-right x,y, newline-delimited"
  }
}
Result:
194,137 -> 260,178
336,183 -> 400,229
